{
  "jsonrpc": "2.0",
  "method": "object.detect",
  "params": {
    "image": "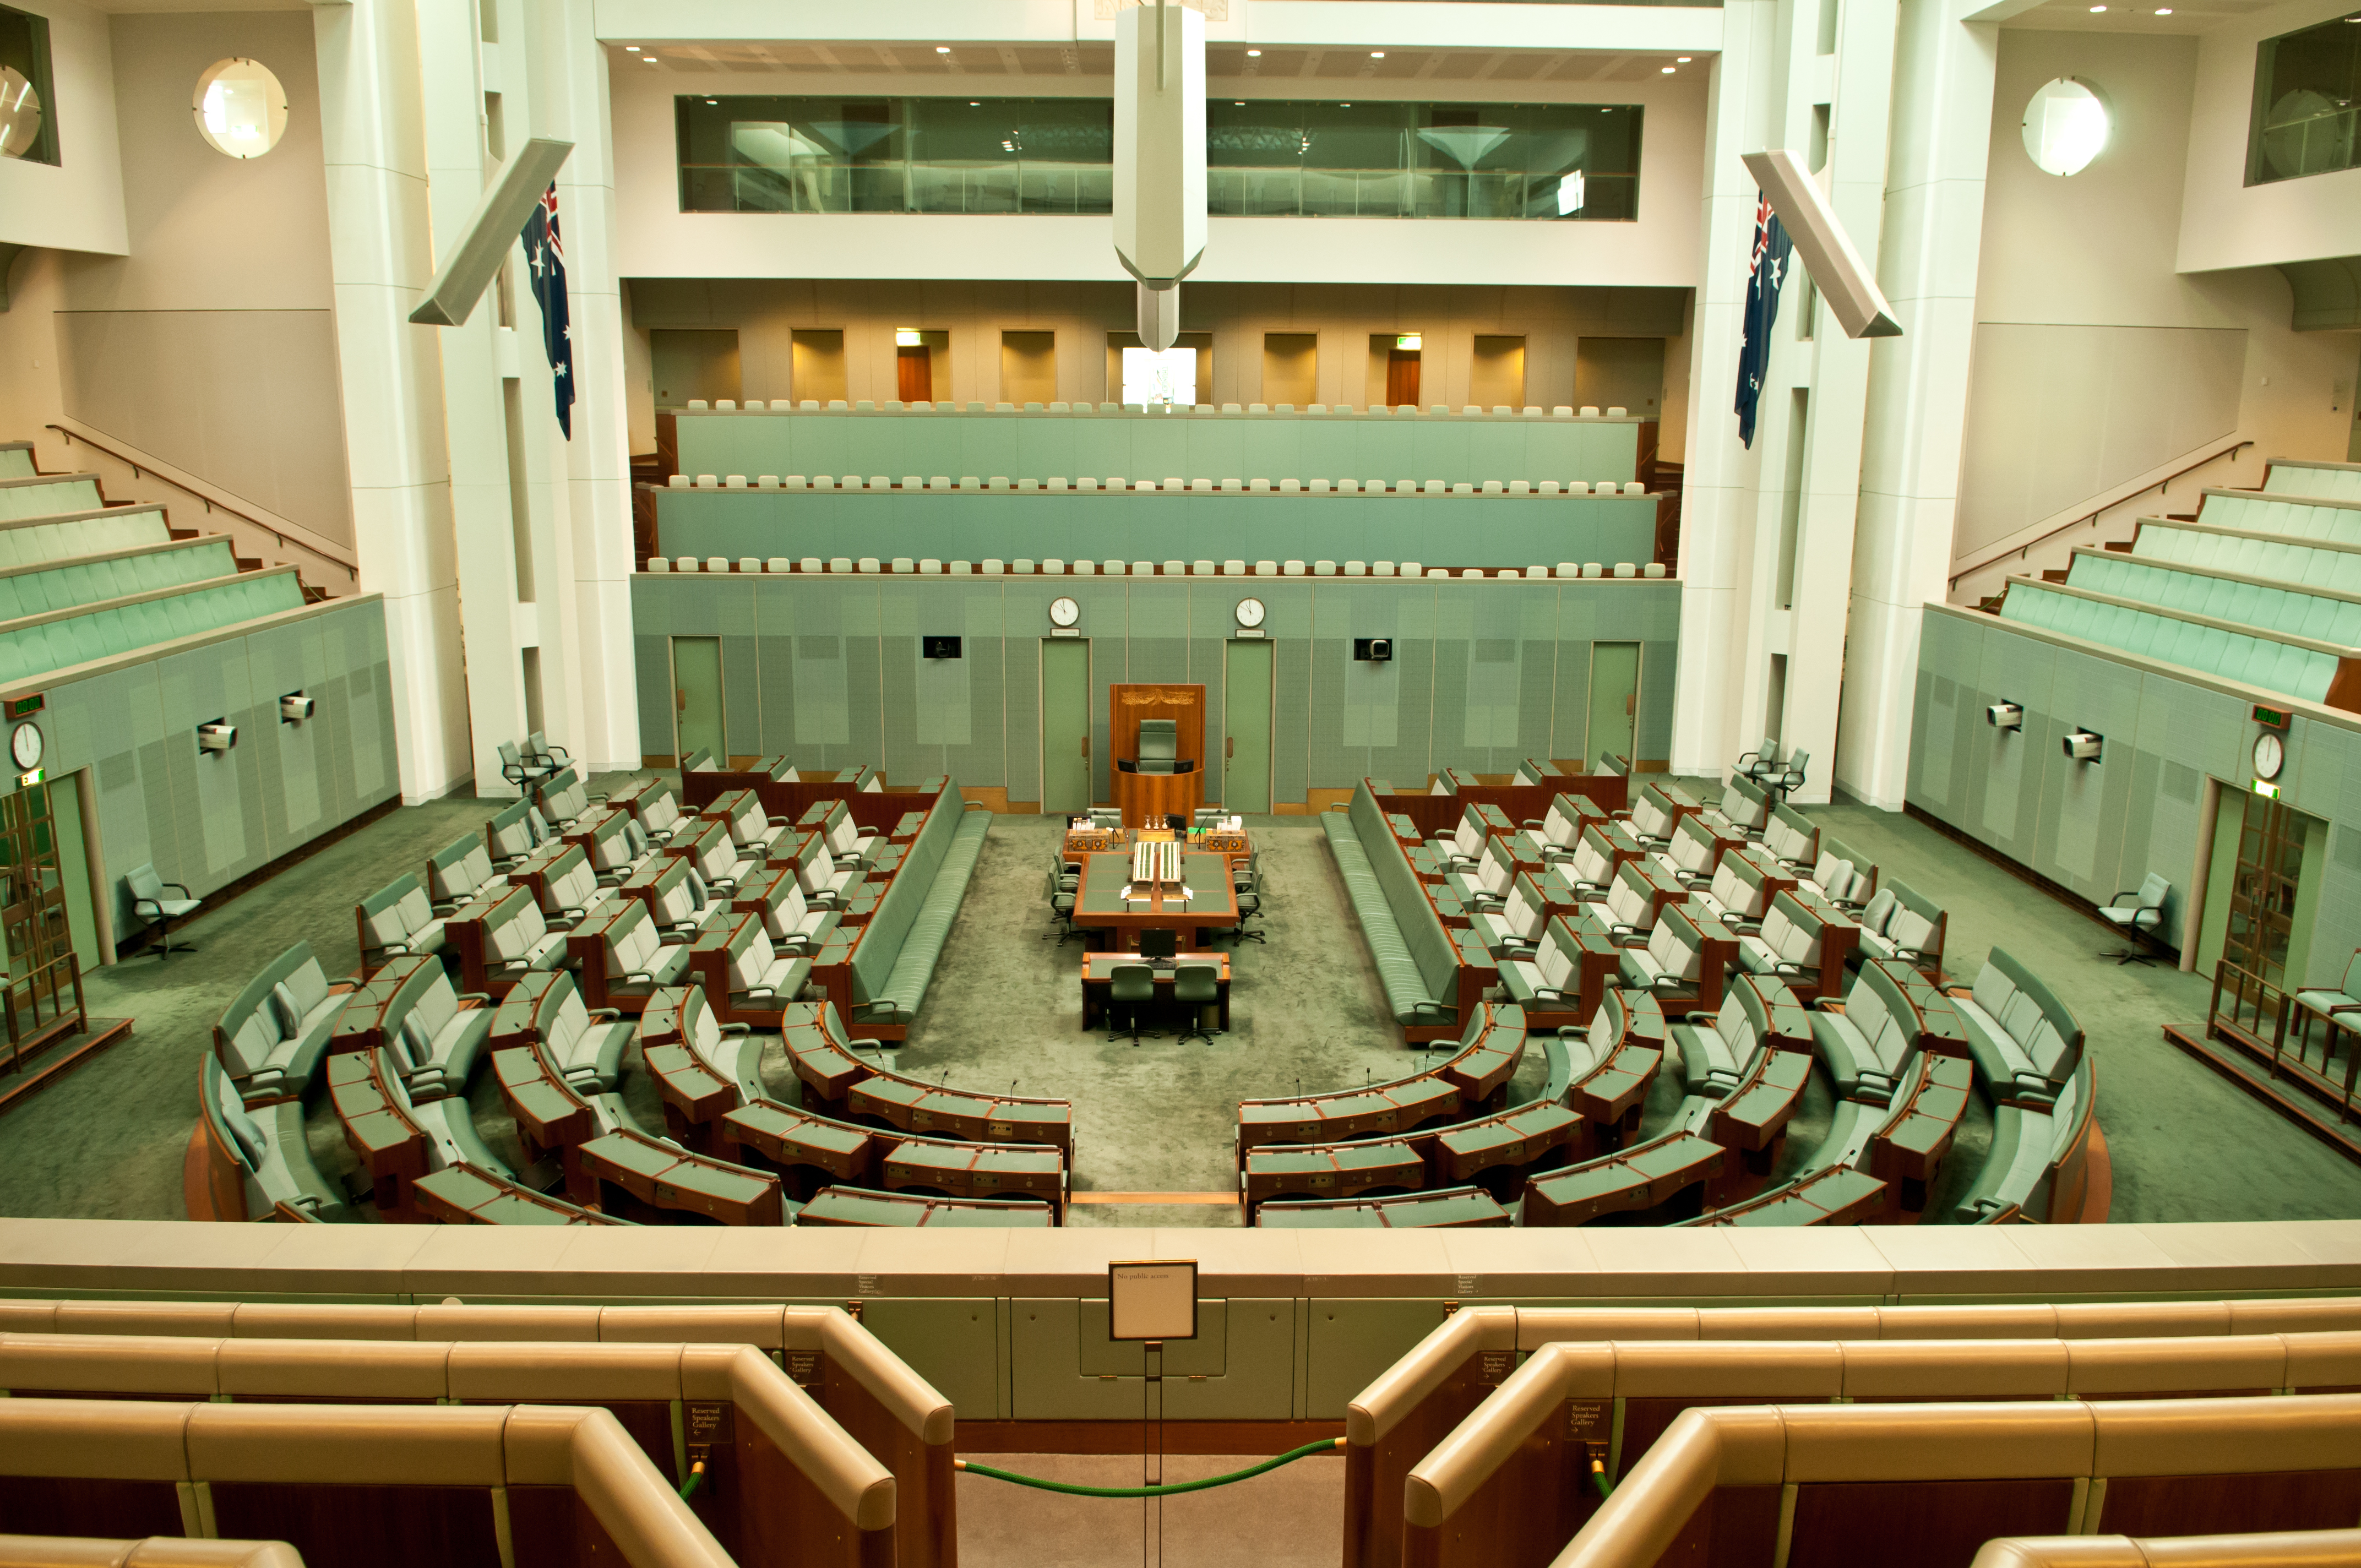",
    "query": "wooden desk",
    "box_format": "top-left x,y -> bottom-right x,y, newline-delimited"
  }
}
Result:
328,955 -> 436,1058
1256,1186 -> 1511,1228
779,1002 -> 1076,1155
325,1049 -> 427,1222
796,1186 -> 1060,1227
1241,1139 -> 1426,1219
1072,852 -> 1238,949
415,1162 -> 621,1226
1113,767 -> 1204,829
1521,1130 -> 1728,1227
1064,826 -> 1250,863
574,1129 -> 784,1224
491,1043 -> 597,1163
1081,952 -> 1231,1031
